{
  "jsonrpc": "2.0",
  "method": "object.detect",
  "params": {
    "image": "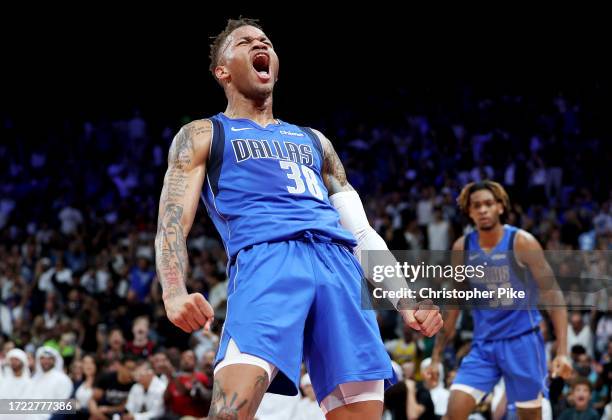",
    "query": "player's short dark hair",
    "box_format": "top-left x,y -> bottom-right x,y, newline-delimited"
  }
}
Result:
457,180 -> 511,222
209,17 -> 263,75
